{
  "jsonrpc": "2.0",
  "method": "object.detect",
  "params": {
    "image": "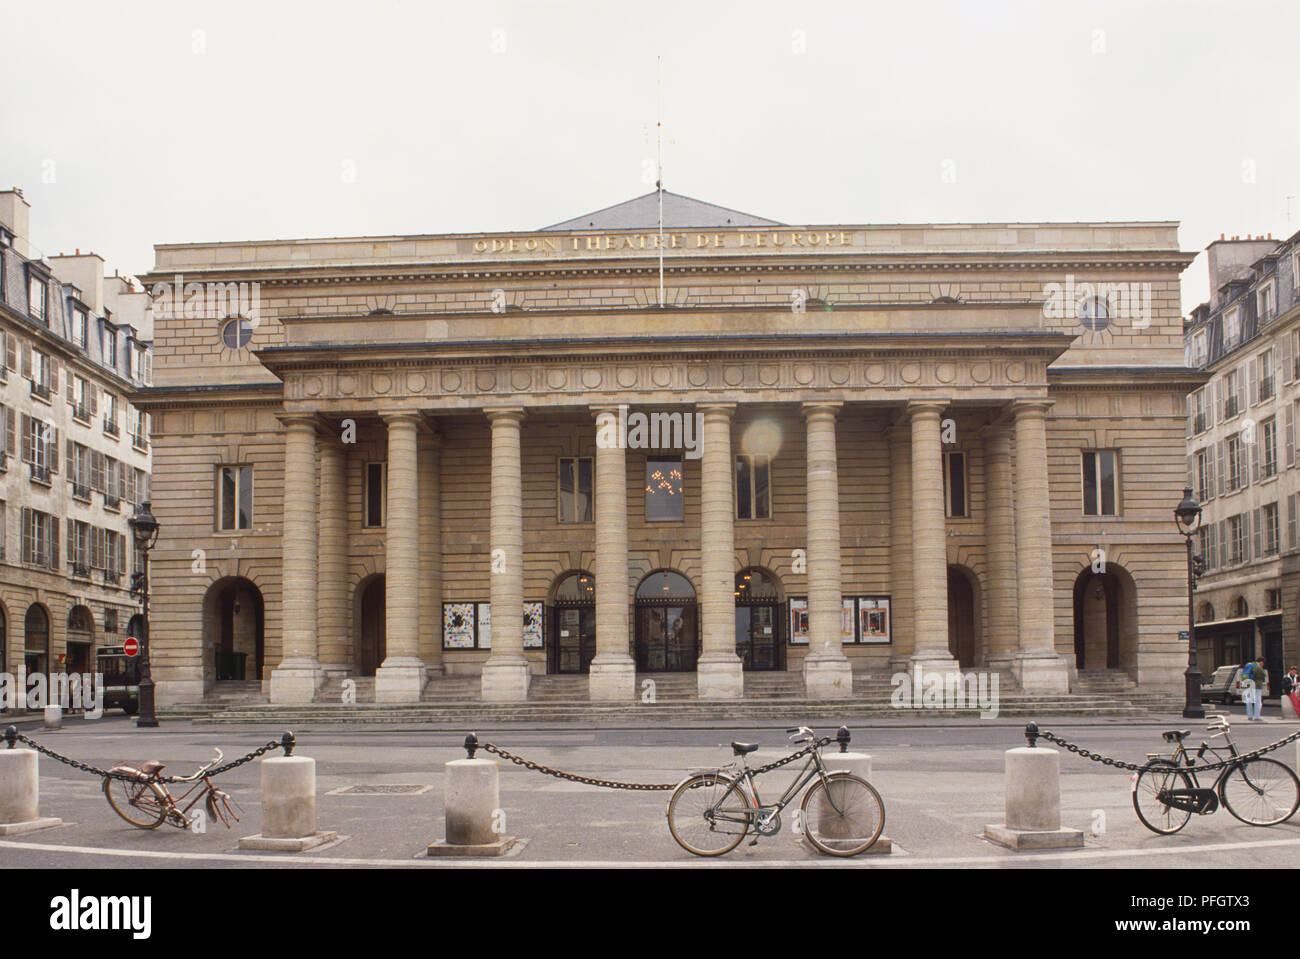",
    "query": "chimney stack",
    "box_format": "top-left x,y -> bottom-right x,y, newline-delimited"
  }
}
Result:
0,188 -> 32,257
